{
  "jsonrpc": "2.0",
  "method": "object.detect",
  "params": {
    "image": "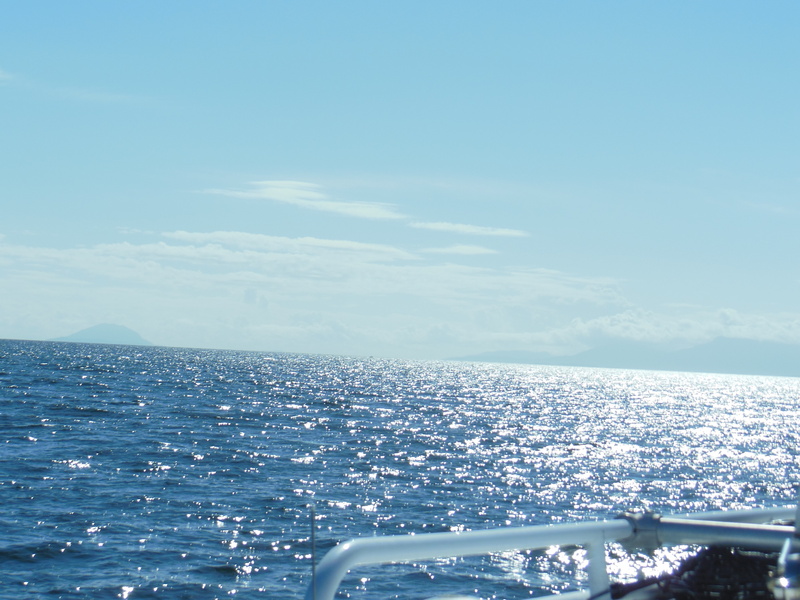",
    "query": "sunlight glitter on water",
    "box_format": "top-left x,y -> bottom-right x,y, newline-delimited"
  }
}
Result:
4,342 -> 800,599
